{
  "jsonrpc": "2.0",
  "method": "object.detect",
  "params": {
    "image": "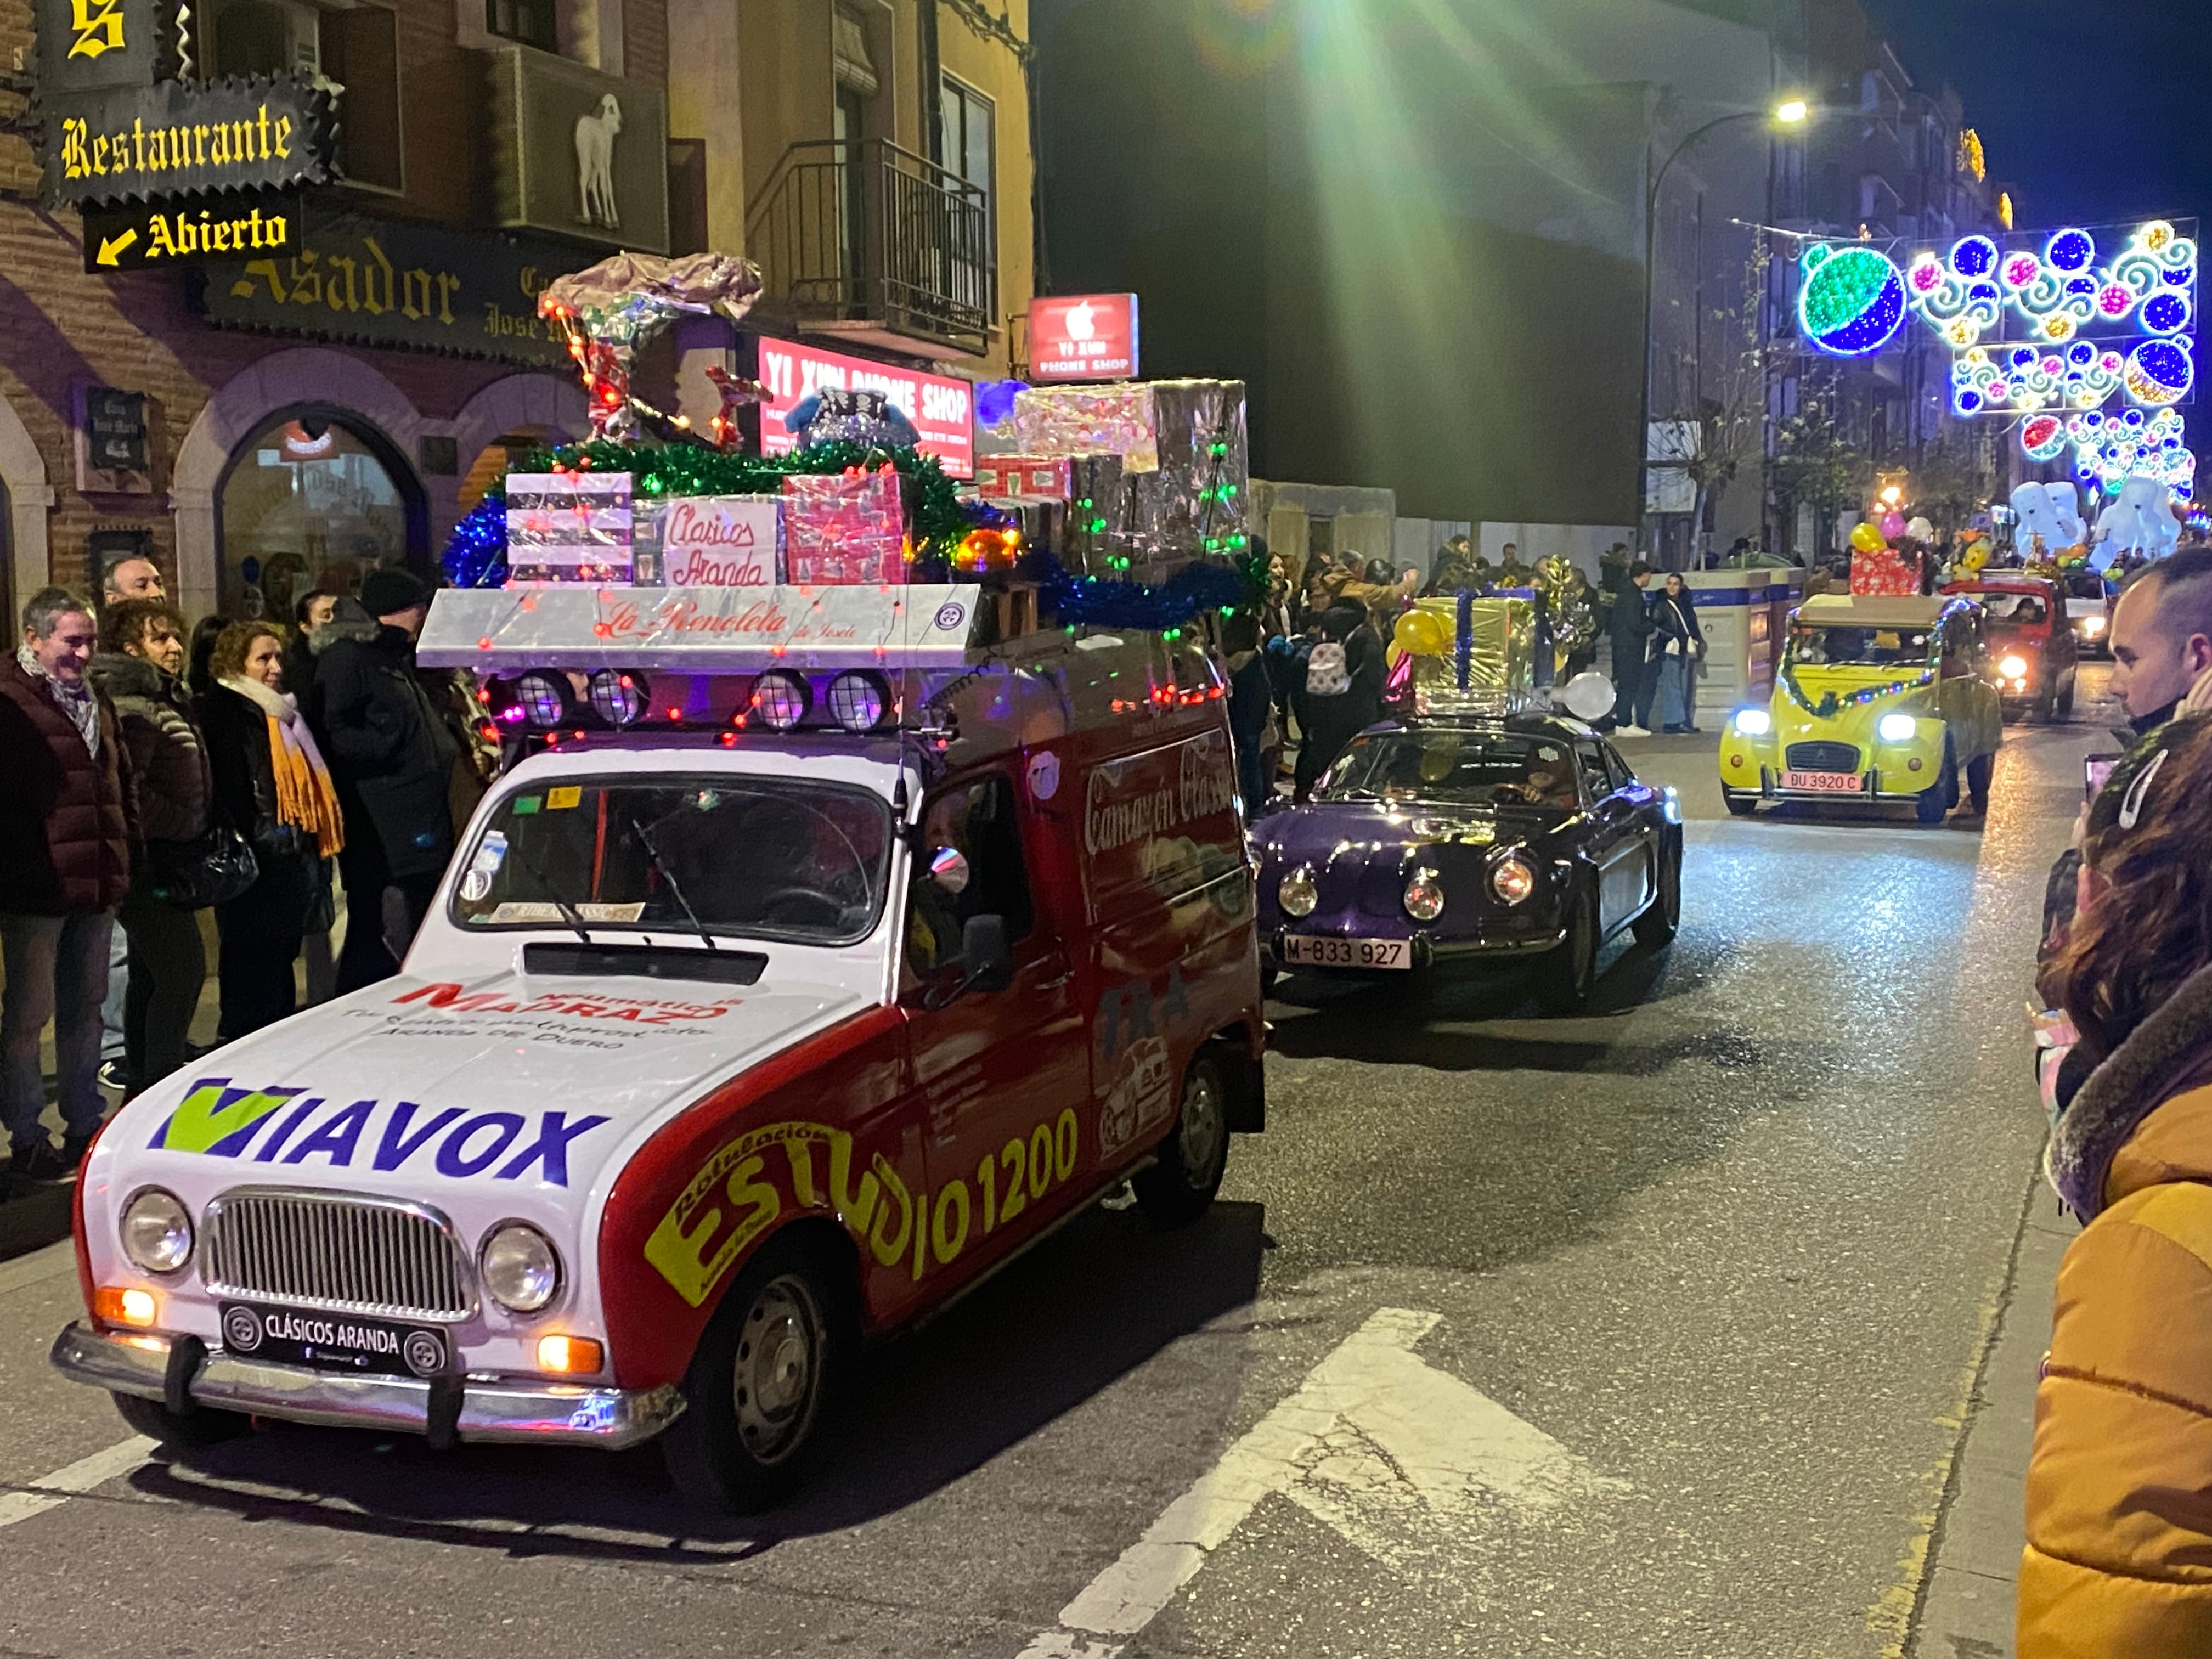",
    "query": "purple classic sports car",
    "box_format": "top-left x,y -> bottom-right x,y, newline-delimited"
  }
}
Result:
1254,715 -> 1683,1012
